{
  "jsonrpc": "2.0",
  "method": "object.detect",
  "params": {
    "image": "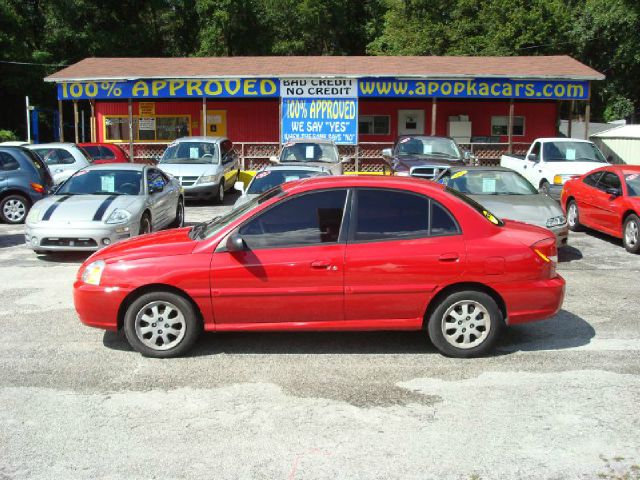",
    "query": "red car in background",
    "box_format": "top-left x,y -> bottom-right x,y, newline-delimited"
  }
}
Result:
74,176 -> 565,358
561,165 -> 640,253
79,143 -> 131,164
